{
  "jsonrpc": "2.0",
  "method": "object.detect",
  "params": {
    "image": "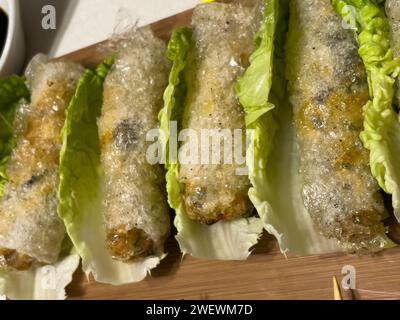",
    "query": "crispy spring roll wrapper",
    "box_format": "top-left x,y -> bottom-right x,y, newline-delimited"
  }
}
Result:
386,0 -> 400,107
0,55 -> 83,269
286,0 -> 387,251
178,0 -> 264,224
98,28 -> 170,262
